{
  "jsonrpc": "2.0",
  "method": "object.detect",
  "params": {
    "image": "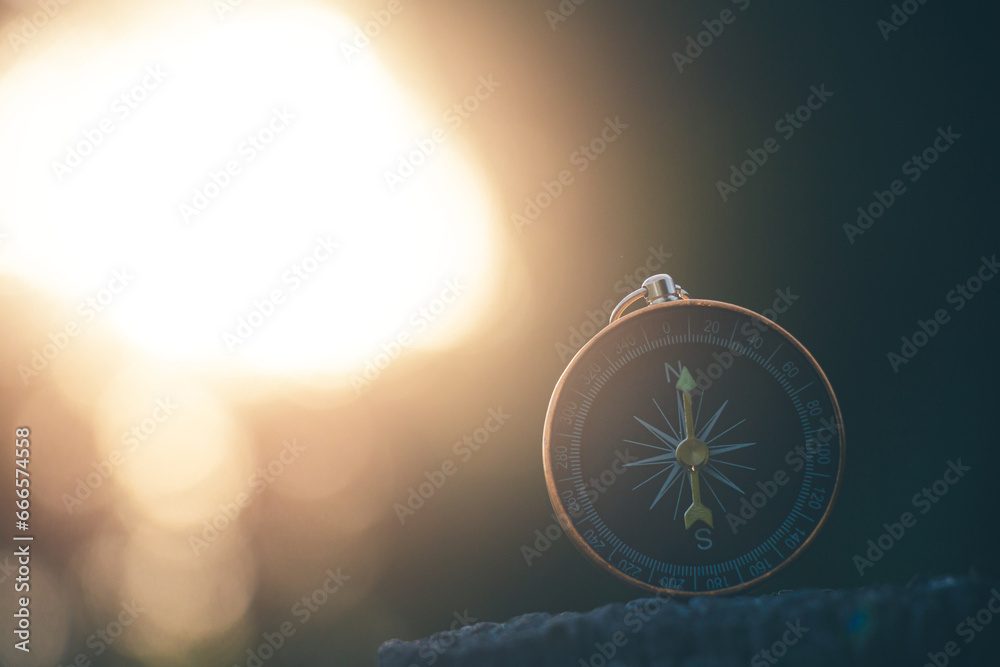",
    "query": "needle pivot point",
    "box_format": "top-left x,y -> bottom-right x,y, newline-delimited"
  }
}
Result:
676,439 -> 709,470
